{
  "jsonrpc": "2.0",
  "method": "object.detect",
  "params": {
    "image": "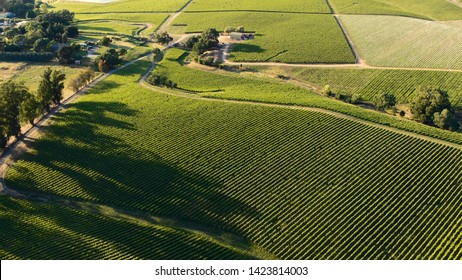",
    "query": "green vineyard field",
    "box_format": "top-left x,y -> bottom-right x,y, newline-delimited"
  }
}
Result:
330,0 -> 462,20
171,12 -> 355,64
253,66 -> 462,107
184,0 -> 331,13
50,0 -> 189,13
153,49 -> 462,145
0,196 -> 256,259
340,15 -> 462,69
4,60 -> 462,259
